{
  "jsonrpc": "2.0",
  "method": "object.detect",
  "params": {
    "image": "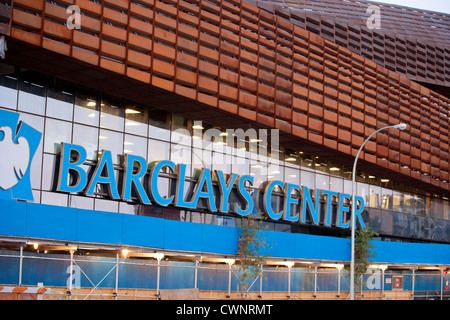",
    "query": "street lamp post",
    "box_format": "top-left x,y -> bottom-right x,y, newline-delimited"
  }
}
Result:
349,123 -> 407,300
